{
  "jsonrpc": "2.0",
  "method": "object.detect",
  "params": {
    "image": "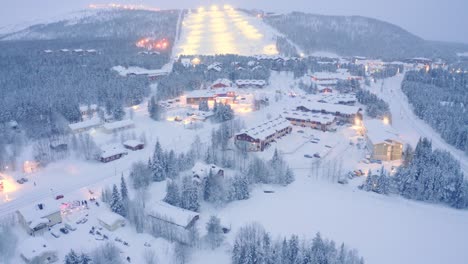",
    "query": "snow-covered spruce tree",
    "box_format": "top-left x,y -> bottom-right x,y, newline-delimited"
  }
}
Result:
205,215 -> 224,249
91,243 -> 123,264
148,96 -> 161,121
120,175 -> 129,215
198,100 -> 209,112
65,249 -> 80,264
150,140 -> 166,182
164,180 -> 181,207
130,161 -> 152,190
80,253 -> 92,264
181,175 -> 200,212
203,169 -> 226,206
110,184 -> 125,216
228,175 -> 250,201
